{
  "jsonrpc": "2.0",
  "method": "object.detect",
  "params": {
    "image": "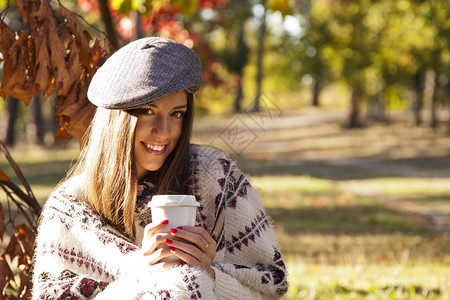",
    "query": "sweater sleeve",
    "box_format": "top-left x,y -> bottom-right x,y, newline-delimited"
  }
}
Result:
205,154 -> 288,299
32,186 -> 217,300
213,267 -> 275,300
31,197 -> 137,299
